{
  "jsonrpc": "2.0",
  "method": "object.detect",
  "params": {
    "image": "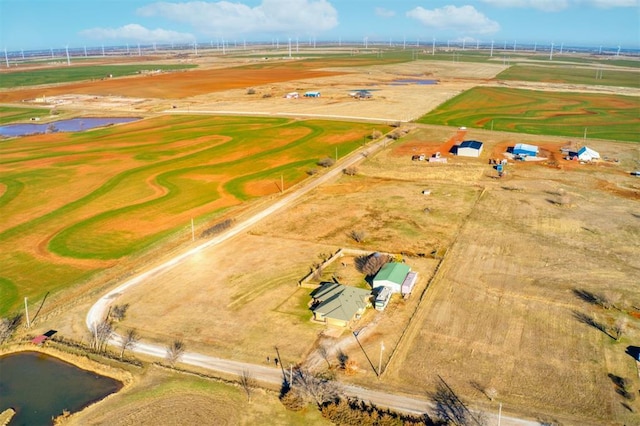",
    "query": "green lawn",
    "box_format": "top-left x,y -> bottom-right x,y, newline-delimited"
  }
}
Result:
0,64 -> 197,88
417,86 -> 640,142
